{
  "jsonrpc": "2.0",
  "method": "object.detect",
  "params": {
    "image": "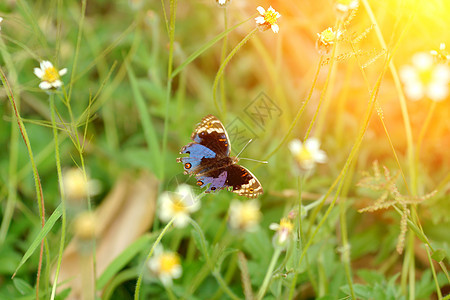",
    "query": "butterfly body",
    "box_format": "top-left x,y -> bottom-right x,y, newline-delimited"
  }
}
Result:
177,115 -> 263,198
